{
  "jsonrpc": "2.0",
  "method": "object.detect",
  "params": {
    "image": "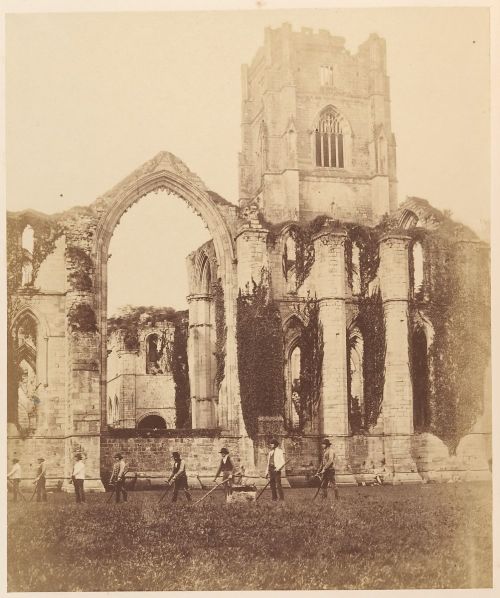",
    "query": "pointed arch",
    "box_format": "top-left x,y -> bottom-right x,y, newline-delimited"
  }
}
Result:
93,156 -> 238,432
312,105 -> 353,169
347,325 -> 364,433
